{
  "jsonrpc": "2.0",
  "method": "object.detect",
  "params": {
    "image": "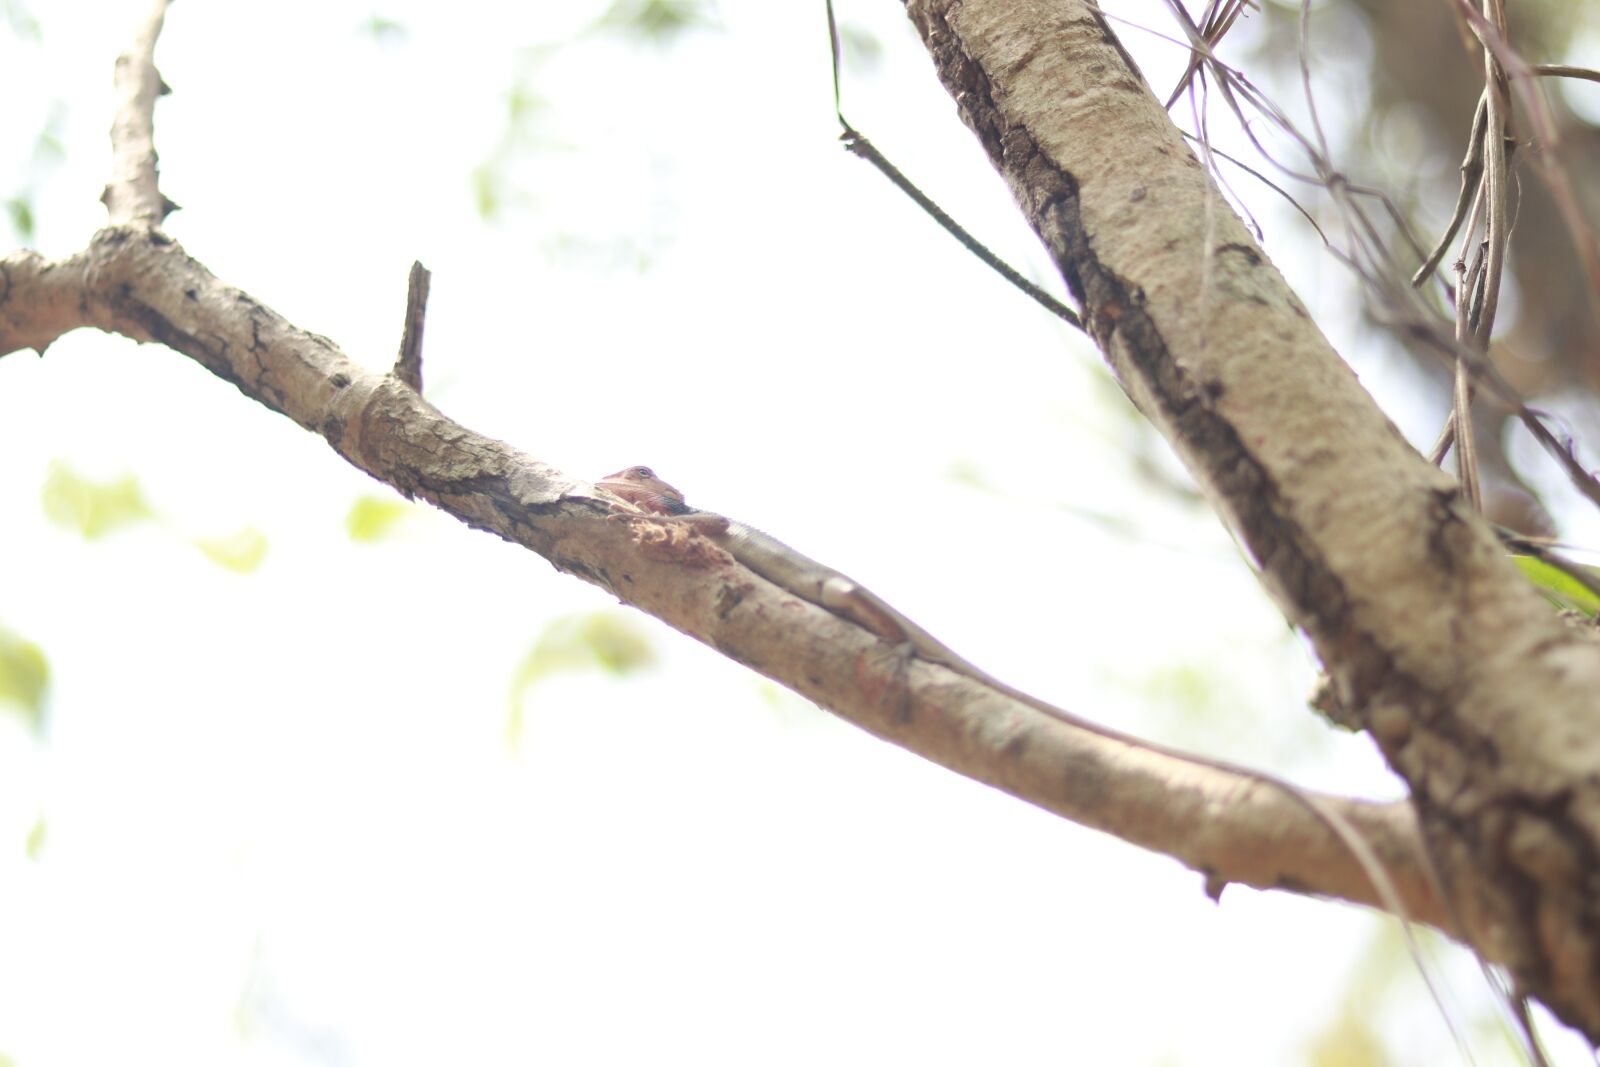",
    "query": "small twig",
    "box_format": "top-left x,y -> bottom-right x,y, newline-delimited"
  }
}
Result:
1413,92 -> 1487,288
1178,132 -> 1330,245
102,0 -> 176,227
824,0 -> 1083,332
1452,352 -> 1482,510
1532,63 -> 1600,85
1471,1 -> 1509,350
393,260 -> 431,393
1163,0 -> 1253,110
1455,0 -> 1600,330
